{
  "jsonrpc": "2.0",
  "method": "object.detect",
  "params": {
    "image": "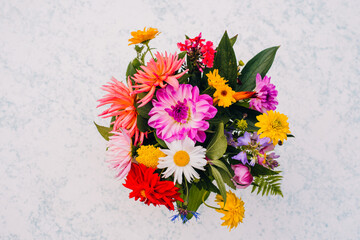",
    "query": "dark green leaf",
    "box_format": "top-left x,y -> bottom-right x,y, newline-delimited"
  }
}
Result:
136,115 -> 149,132
218,168 -> 236,190
94,122 -> 113,141
206,122 -> 227,160
213,31 -> 238,89
287,134 -> 295,138
154,132 -> 167,148
250,164 -> 280,177
211,159 -> 232,177
136,92 -> 153,119
210,165 -> 227,204
237,46 -> 279,91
